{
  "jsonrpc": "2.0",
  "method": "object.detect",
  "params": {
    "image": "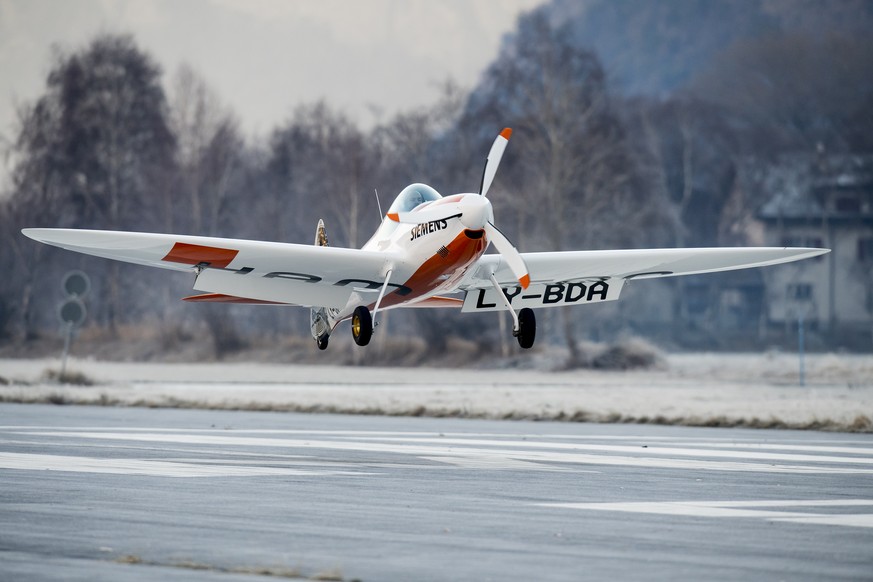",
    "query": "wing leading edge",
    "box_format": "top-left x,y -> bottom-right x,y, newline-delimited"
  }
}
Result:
22,228 -> 396,309
467,246 -> 829,288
